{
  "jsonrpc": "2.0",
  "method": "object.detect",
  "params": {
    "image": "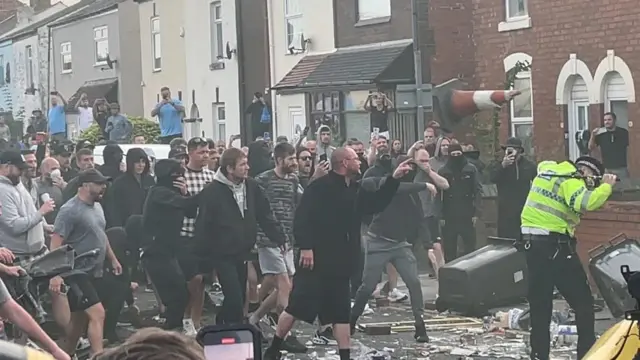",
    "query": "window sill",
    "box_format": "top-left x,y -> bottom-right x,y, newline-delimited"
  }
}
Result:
355,16 -> 391,27
209,62 -> 225,71
152,68 -> 162,73
498,16 -> 531,32
61,70 -> 72,75
94,62 -> 108,67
